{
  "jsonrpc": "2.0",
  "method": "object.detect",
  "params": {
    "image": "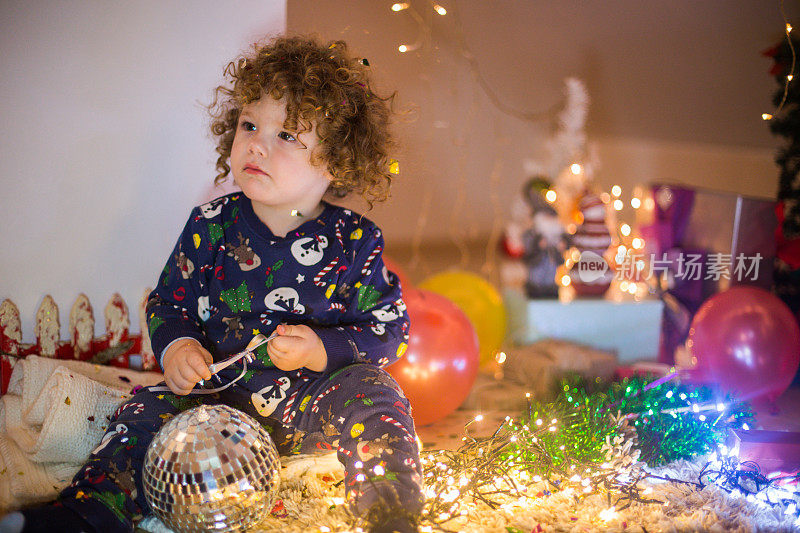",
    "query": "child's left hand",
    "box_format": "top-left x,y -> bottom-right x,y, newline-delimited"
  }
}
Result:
267,324 -> 328,372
